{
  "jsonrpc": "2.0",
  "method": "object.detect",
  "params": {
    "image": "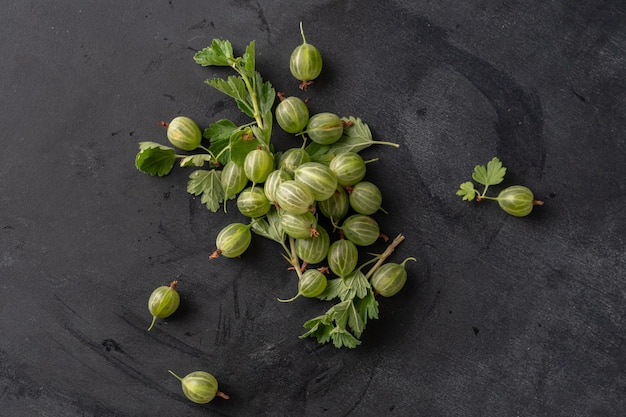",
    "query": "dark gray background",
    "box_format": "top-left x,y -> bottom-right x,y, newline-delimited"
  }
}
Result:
1,1 -> 624,416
